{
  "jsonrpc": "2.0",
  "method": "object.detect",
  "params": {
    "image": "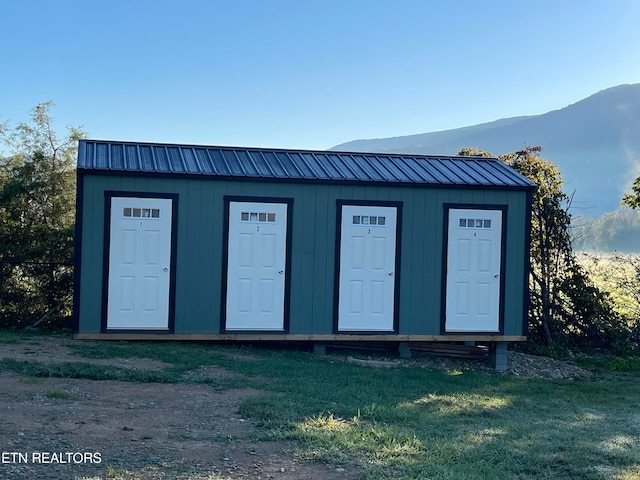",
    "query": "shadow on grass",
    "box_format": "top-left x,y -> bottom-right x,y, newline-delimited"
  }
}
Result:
236,354 -> 640,480
0,358 -> 175,383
